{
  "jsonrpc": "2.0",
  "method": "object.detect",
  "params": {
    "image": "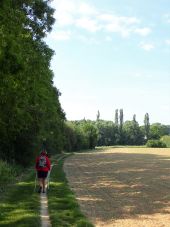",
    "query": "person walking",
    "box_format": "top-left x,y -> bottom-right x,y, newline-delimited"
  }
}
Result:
35,149 -> 51,193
